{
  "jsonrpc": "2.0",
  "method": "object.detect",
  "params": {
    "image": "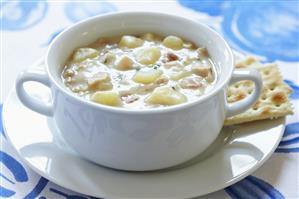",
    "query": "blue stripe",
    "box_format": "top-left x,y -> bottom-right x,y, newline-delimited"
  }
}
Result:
1,0 -> 48,31
278,136 -> 299,146
0,185 -> 15,198
246,176 -> 284,199
0,173 -> 15,184
227,181 -> 260,199
282,122 -> 299,137
275,147 -> 299,153
64,1 -> 116,23
0,104 -> 5,137
226,180 -> 263,199
177,0 -> 224,16
284,80 -> 299,100
225,186 -> 242,199
225,175 -> 285,199
222,2 -> 299,62
275,122 -> 299,152
49,188 -> 97,199
0,151 -> 28,182
0,151 -> 28,197
24,177 -> 49,199
42,28 -> 64,46
49,188 -> 68,197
